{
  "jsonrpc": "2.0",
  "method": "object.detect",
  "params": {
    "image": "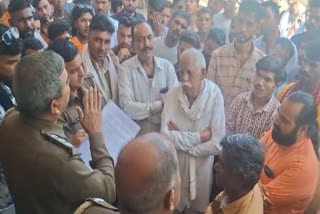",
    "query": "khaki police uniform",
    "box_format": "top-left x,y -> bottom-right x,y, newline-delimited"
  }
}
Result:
74,198 -> 120,214
0,108 -> 116,214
